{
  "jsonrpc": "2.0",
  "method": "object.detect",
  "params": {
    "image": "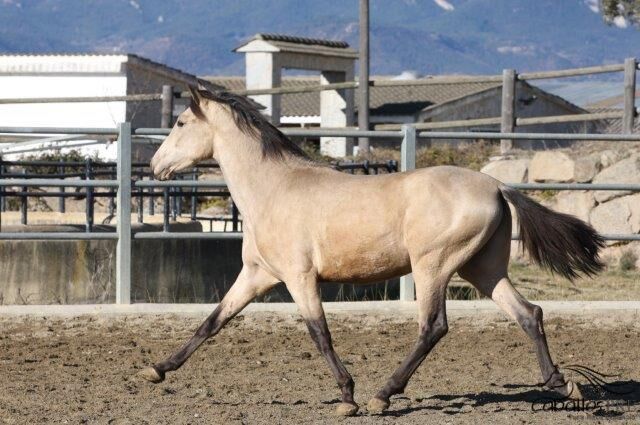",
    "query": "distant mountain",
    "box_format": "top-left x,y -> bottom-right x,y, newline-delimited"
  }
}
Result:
0,0 -> 638,78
